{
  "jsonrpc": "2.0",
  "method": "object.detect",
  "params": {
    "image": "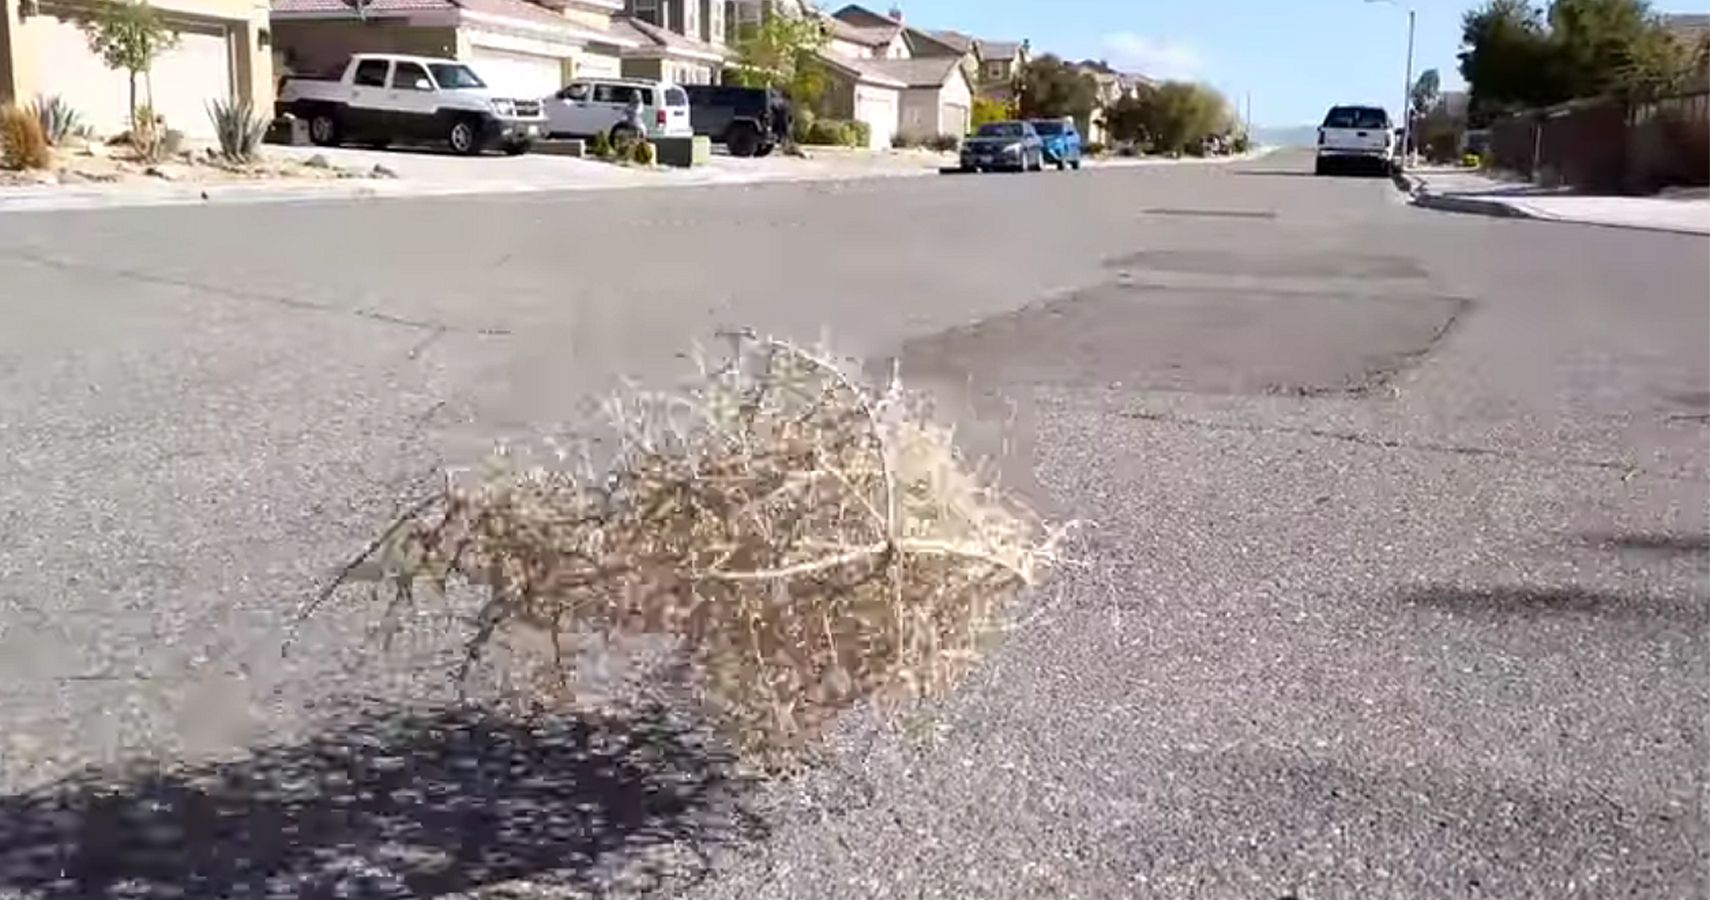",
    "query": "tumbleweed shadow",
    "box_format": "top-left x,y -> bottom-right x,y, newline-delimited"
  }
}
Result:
0,702 -> 751,898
